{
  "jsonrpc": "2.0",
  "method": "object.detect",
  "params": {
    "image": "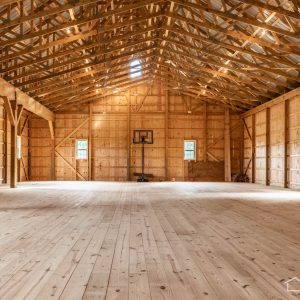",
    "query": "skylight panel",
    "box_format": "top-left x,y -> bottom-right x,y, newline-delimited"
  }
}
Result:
130,59 -> 142,78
